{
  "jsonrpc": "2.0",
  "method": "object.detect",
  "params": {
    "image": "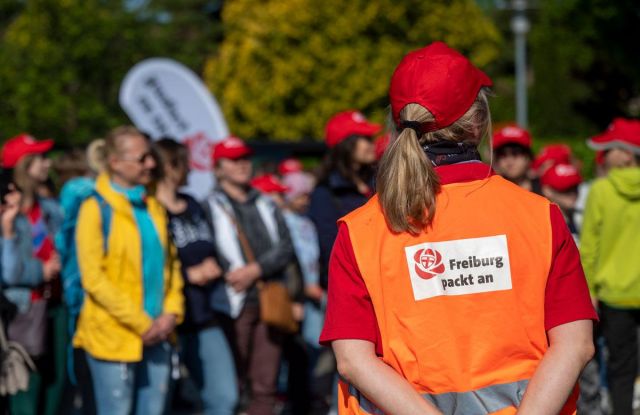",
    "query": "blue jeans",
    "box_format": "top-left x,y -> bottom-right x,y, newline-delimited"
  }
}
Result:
182,326 -> 238,415
86,343 -> 171,415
